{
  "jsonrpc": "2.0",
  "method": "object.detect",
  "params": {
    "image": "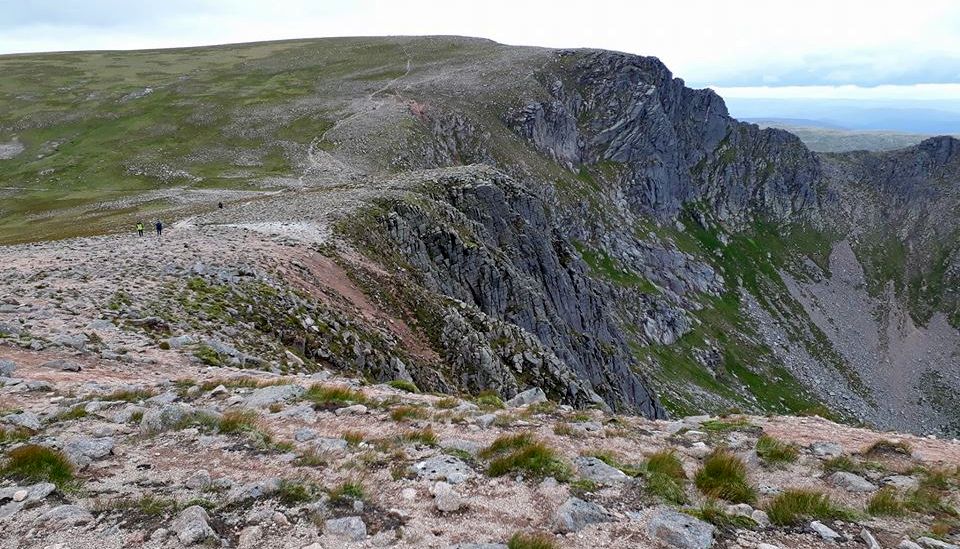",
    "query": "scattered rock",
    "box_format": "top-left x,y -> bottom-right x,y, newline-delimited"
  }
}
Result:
243,383 -> 305,408
810,442 -> 843,458
410,454 -> 473,484
62,436 -> 115,470
185,469 -> 211,490
810,521 -> 841,541
646,506 -> 715,549
916,538 -> 959,549
552,497 -> 611,533
334,404 -> 368,416
884,475 -> 920,490
170,505 -> 217,545
861,528 -> 882,549
3,411 -> 40,431
325,516 -> 366,541
294,427 -> 317,442
751,509 -> 770,528
475,414 -> 496,428
829,471 -> 877,492
505,387 -> 547,408
900,541 -> 924,549
0,359 -> 15,377
40,359 -> 82,372
238,525 -> 263,549
573,456 -> 629,484
36,505 -> 93,527
432,481 -> 464,513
